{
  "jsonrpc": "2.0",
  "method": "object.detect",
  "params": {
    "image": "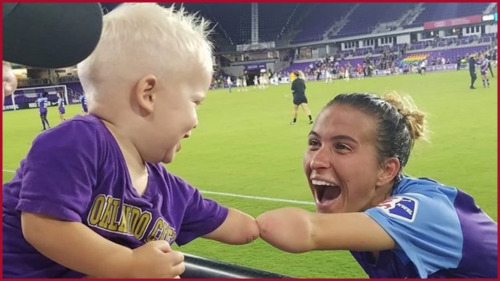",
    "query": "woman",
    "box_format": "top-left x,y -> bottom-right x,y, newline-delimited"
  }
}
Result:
56,92 -> 66,121
290,70 -> 313,125
80,94 -> 88,115
257,92 -> 497,278
37,91 -> 51,130
479,54 -> 490,88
